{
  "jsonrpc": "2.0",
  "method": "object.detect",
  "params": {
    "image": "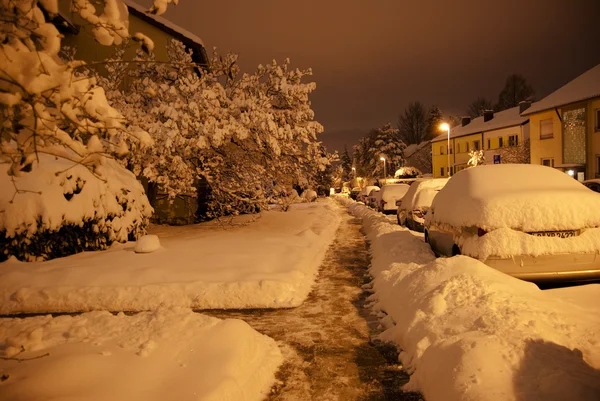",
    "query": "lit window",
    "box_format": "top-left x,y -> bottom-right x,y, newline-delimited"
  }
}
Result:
541,158 -> 554,167
540,119 -> 554,139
